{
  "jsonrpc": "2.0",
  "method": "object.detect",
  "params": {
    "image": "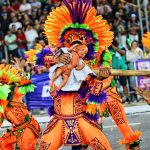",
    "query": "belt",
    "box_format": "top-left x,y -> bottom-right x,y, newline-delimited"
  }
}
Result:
54,113 -> 84,120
